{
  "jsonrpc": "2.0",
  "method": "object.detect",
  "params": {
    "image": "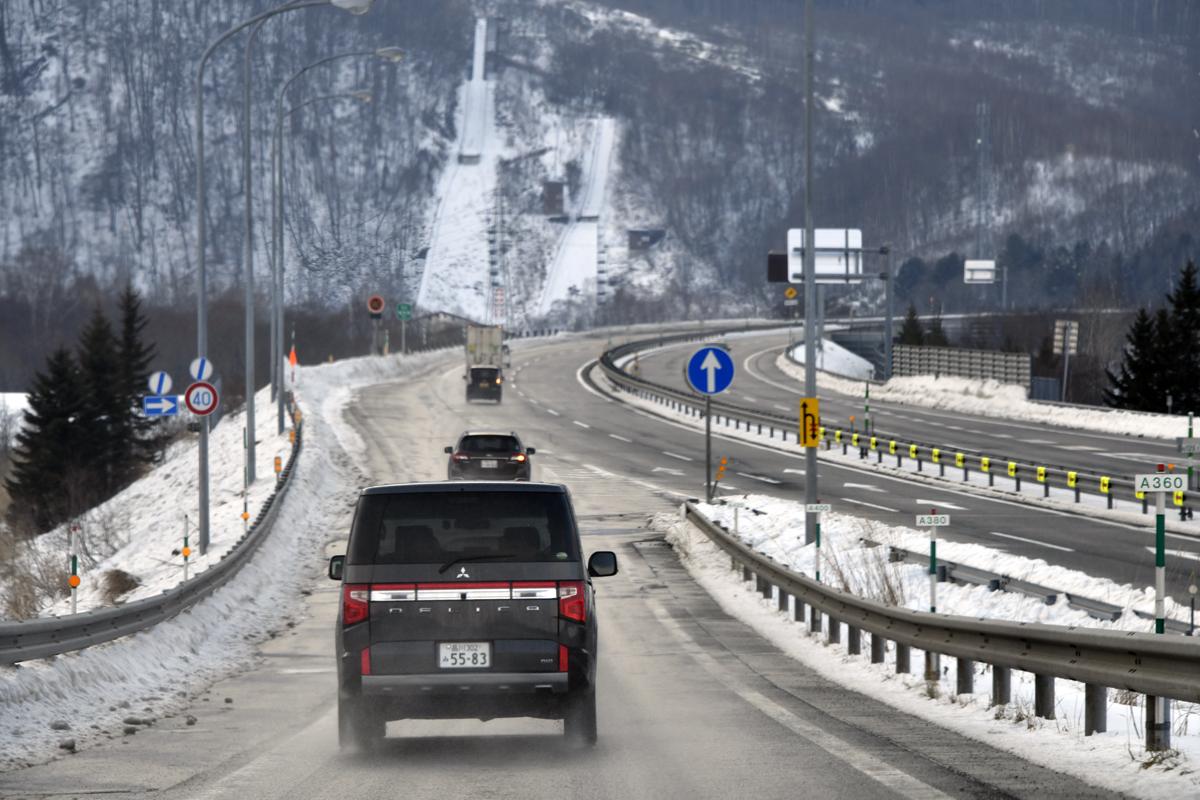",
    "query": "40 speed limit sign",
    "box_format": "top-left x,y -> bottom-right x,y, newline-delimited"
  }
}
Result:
184,381 -> 219,416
